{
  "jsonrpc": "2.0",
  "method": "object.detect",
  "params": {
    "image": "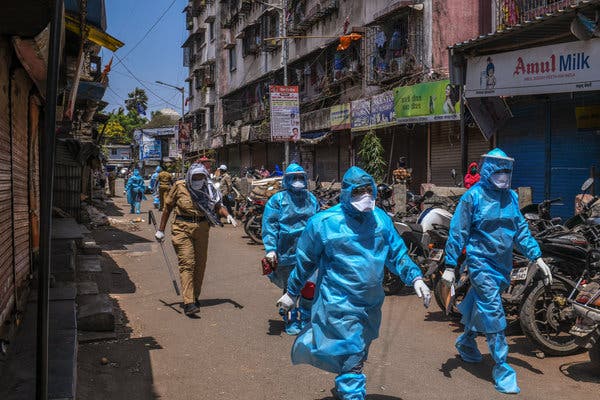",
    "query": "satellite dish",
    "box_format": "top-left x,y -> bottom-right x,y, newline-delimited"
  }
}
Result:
571,13 -> 599,41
